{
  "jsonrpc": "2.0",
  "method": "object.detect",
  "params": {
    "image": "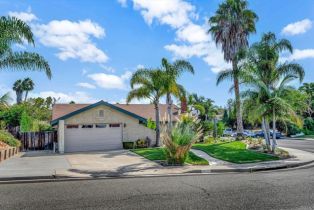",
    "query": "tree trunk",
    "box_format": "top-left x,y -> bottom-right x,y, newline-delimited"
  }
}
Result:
232,60 -> 244,138
16,91 -> 22,104
272,107 -> 277,152
24,91 -> 28,102
262,117 -> 271,152
166,93 -> 172,129
154,101 -> 160,147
